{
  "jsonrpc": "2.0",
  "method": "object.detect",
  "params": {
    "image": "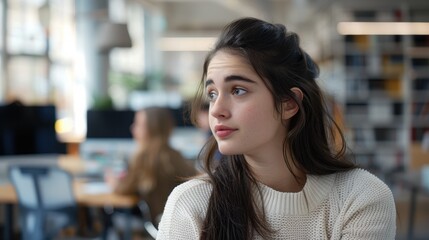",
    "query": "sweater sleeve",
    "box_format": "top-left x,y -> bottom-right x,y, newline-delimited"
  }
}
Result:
156,180 -> 207,240
338,171 -> 396,240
